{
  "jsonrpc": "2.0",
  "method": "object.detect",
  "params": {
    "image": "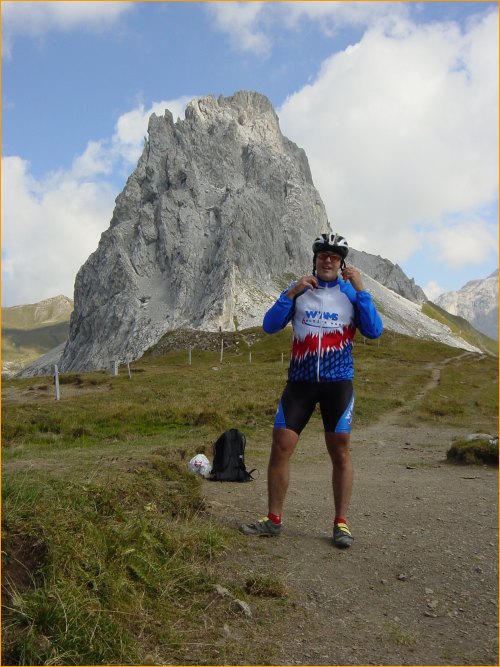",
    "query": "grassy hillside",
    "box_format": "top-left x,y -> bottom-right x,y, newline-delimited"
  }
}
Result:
2,321 -> 70,358
2,330 -> 498,665
2,297 -> 72,372
1,321 -> 70,375
2,296 -> 73,329
423,301 -> 498,356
